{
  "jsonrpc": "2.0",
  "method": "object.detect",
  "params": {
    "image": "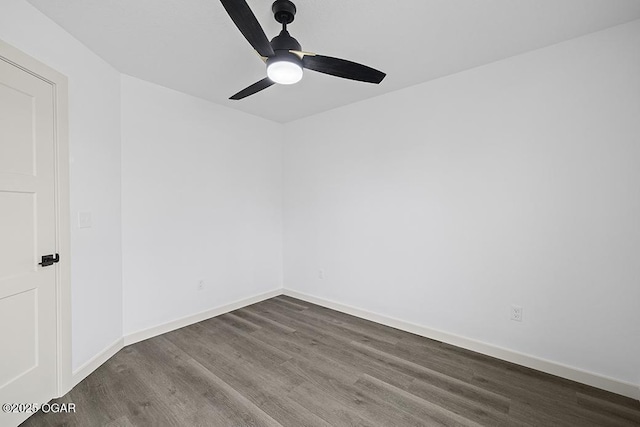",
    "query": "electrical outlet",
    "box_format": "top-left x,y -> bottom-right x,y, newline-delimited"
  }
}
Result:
511,305 -> 523,322
197,280 -> 205,291
318,269 -> 325,279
